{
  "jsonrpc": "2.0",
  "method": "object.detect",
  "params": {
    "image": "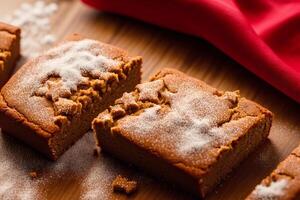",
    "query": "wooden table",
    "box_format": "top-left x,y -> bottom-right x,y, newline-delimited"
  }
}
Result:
1,0 -> 300,199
